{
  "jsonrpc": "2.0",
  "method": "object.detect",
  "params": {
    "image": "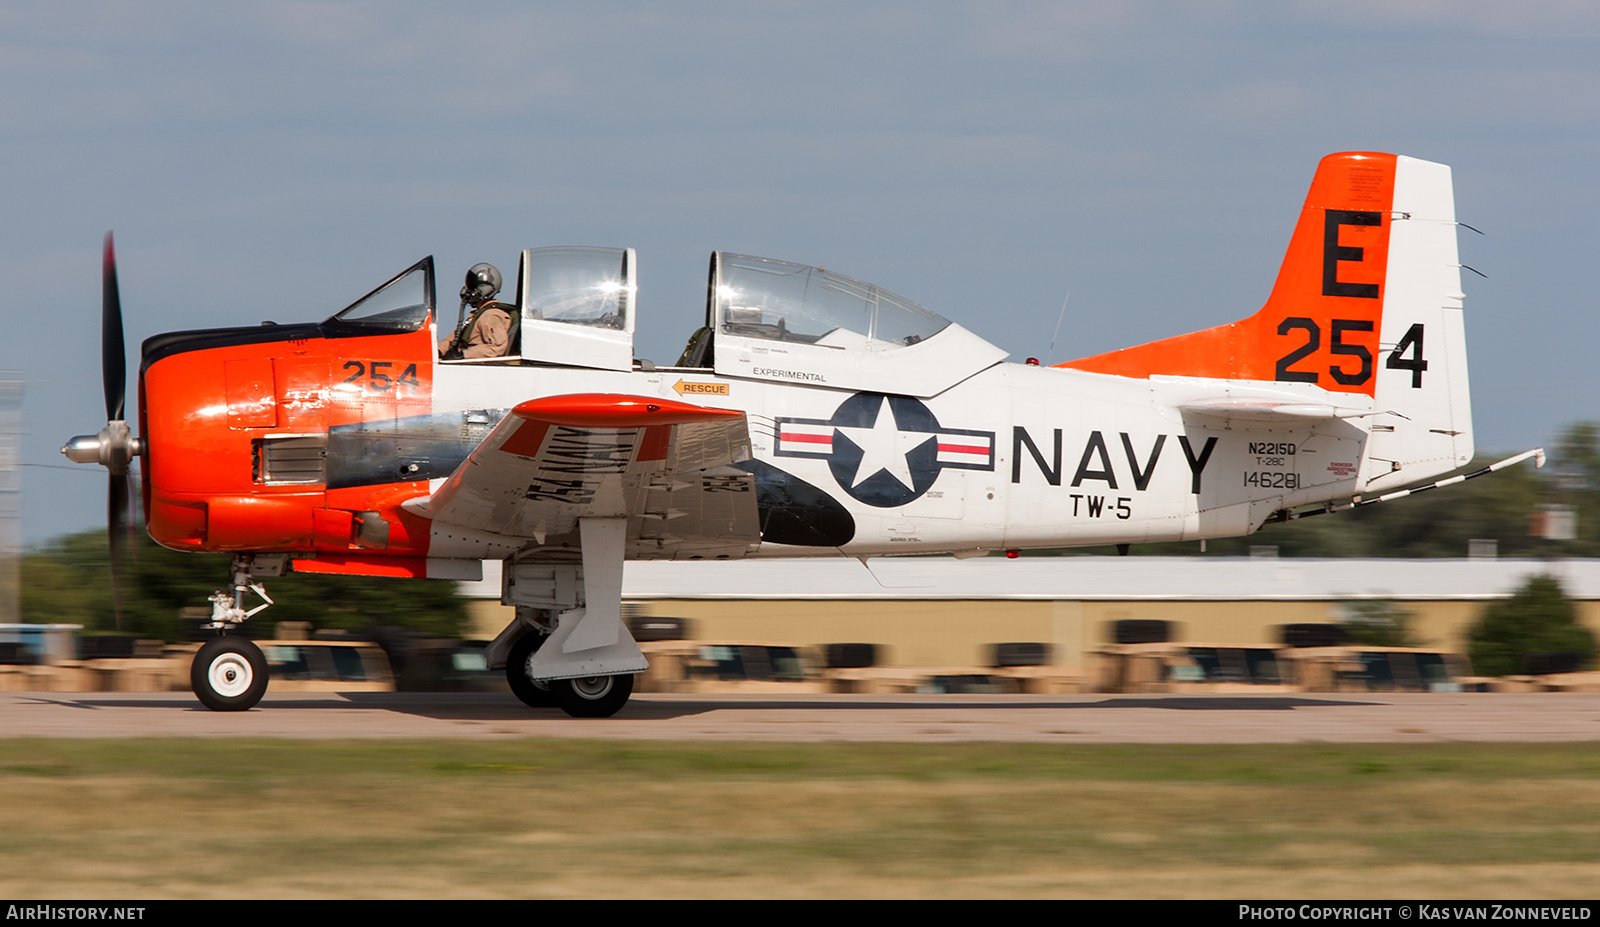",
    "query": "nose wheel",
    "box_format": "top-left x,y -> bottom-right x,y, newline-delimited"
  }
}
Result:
191,636 -> 269,711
